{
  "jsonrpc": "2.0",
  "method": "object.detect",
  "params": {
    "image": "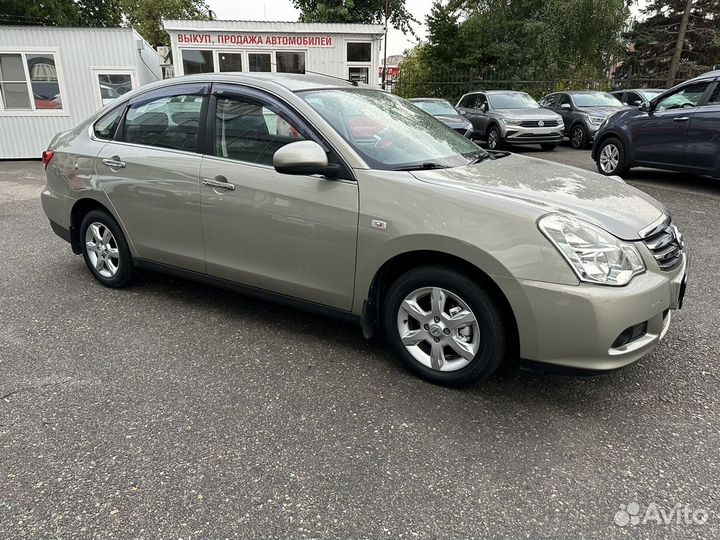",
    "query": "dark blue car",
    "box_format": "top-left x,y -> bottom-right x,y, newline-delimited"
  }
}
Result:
592,70 -> 720,177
